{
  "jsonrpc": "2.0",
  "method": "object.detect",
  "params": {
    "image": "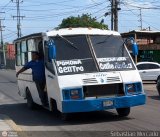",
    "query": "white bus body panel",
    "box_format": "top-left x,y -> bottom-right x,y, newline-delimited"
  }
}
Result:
58,70 -> 142,89
47,28 -> 120,37
52,70 -> 142,112
16,67 -> 41,105
45,69 -> 62,111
